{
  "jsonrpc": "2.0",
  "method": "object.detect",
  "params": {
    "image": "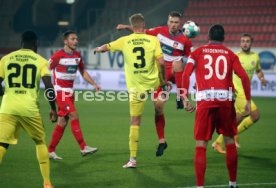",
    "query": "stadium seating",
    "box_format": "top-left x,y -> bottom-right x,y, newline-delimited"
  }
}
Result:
184,0 -> 276,47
